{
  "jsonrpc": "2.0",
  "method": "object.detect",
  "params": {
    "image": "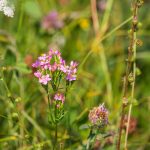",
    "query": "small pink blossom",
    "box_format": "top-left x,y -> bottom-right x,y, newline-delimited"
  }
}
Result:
66,74 -> 76,81
32,60 -> 40,68
39,75 -> 51,85
34,71 -> 41,78
66,61 -> 78,81
54,93 -> 65,104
